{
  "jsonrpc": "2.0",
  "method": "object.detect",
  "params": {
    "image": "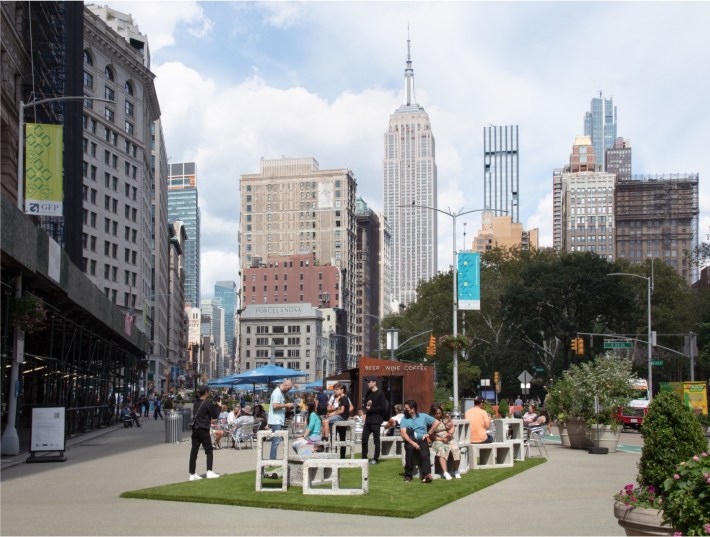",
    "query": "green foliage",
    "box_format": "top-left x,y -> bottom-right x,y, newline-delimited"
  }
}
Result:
497,399 -> 509,418
637,391 -> 708,491
661,452 -> 710,536
162,396 -> 174,410
433,386 -> 453,412
547,354 -> 635,421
